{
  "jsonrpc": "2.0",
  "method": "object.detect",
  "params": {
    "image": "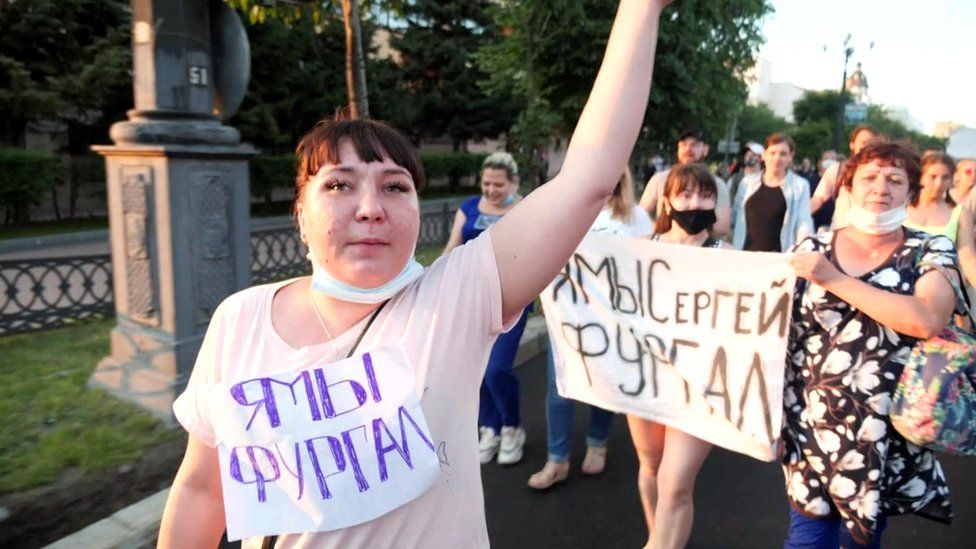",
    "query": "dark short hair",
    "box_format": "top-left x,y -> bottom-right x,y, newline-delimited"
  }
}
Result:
294,113 -> 426,204
654,163 -> 717,234
840,140 -> 921,200
765,132 -> 795,154
678,128 -> 705,143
